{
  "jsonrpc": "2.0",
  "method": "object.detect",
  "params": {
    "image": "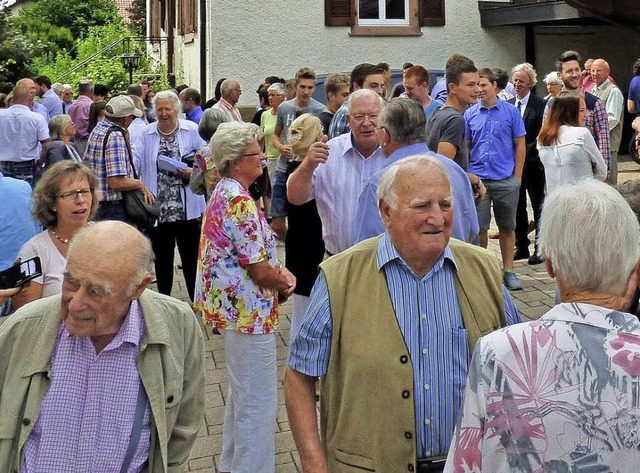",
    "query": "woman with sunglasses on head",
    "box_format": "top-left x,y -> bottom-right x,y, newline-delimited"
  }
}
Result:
13,161 -> 101,309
